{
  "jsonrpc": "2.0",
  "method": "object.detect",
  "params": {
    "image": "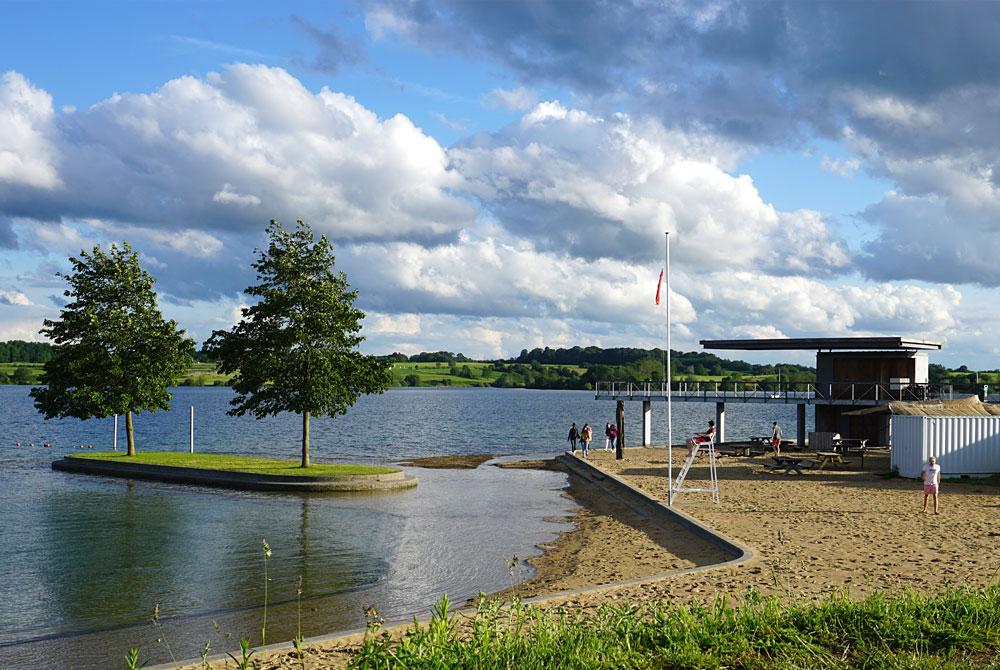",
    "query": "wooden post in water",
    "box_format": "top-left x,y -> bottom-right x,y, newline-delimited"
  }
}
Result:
189,406 -> 194,454
615,400 -> 625,459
